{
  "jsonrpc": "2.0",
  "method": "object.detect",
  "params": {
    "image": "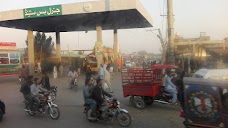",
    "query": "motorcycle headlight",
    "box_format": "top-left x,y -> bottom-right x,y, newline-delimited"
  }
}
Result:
48,96 -> 51,100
